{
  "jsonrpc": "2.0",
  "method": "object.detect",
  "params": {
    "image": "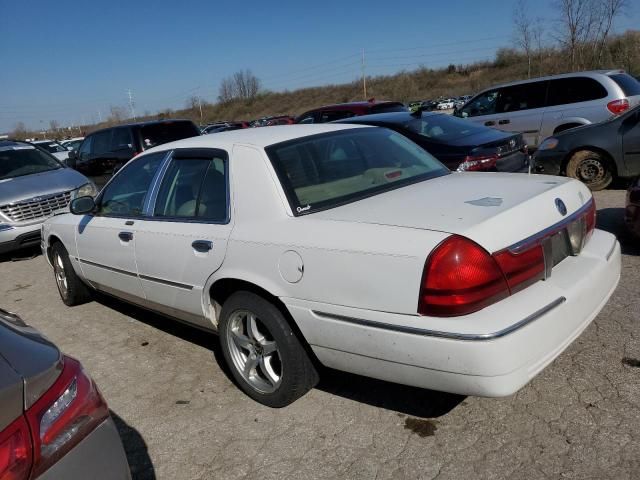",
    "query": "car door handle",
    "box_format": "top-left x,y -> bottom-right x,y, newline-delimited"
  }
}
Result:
485,121 -> 495,126
118,231 -> 133,242
192,240 -> 213,252
498,119 -> 511,125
